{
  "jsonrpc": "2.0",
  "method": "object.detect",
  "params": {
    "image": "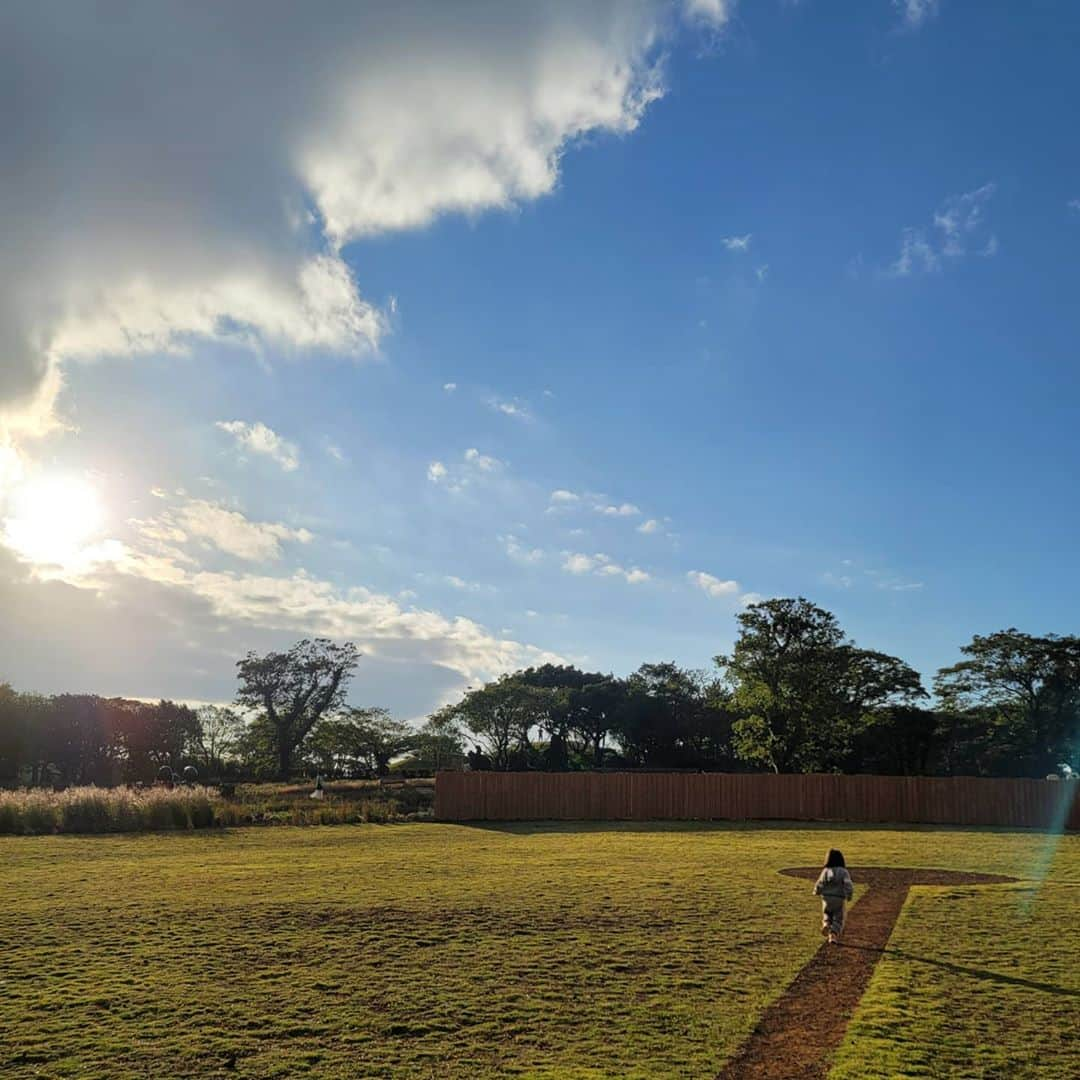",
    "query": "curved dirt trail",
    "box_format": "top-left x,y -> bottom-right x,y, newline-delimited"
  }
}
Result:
715,868 -> 1017,1080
